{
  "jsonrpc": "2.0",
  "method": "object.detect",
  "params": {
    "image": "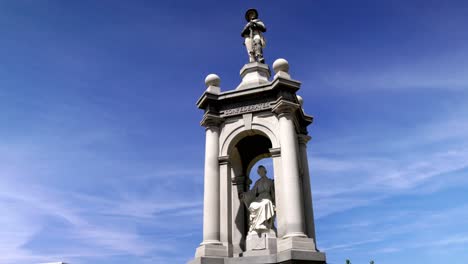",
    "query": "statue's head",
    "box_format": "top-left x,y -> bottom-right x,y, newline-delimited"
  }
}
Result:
257,165 -> 267,177
245,8 -> 258,21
